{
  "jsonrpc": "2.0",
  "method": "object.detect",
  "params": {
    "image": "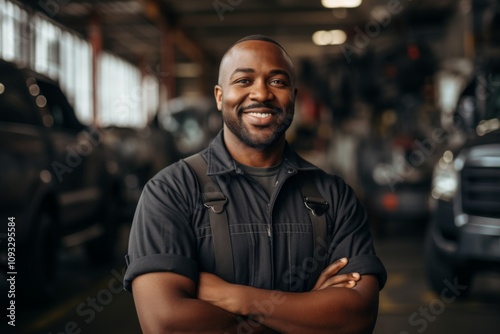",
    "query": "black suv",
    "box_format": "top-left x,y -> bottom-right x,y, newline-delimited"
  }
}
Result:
425,61 -> 500,296
0,60 -> 118,300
